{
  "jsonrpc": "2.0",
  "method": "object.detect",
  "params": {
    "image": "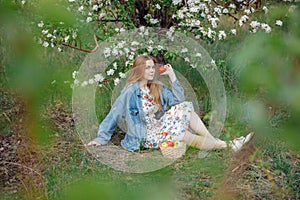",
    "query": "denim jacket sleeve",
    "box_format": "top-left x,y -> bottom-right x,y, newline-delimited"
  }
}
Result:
161,79 -> 185,109
93,91 -> 126,145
